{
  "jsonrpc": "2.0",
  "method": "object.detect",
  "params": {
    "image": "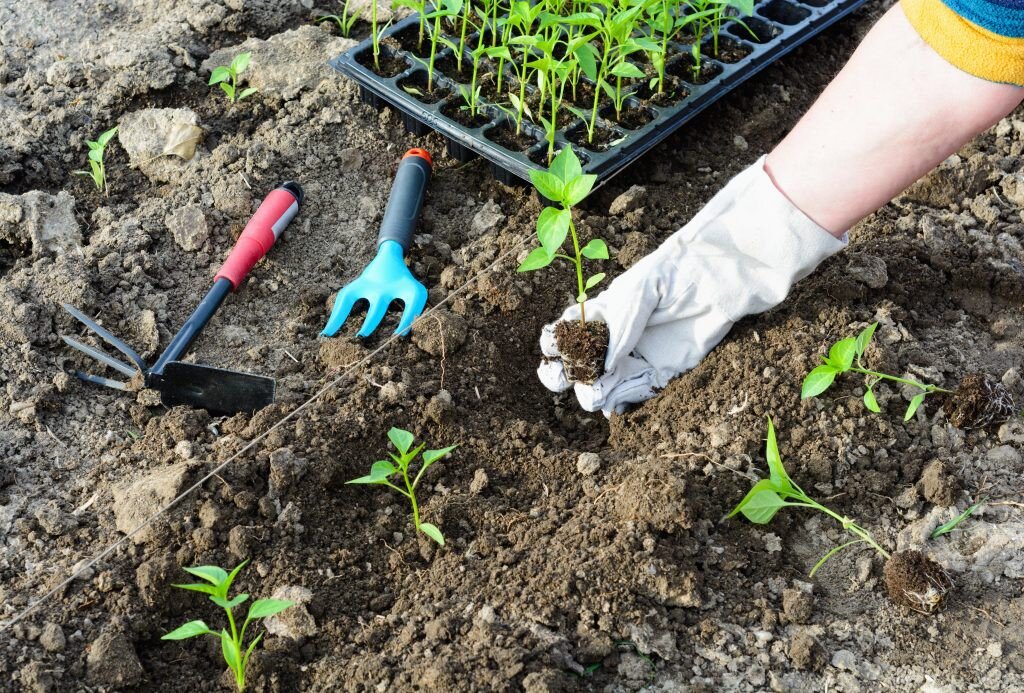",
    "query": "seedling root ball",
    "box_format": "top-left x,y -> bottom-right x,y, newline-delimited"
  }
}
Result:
883,550 -> 955,615
944,373 -> 1016,429
554,319 -> 609,384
